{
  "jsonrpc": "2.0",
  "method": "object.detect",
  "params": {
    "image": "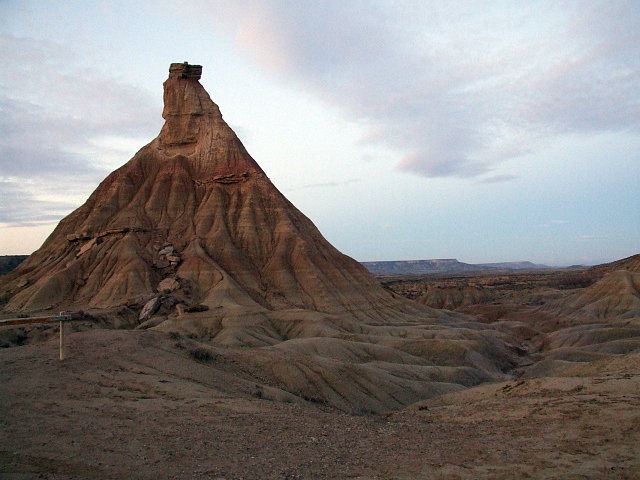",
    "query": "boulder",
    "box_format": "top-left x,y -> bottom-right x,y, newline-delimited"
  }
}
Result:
157,277 -> 180,293
76,237 -> 98,257
139,296 -> 161,321
66,233 -> 89,242
154,259 -> 171,269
